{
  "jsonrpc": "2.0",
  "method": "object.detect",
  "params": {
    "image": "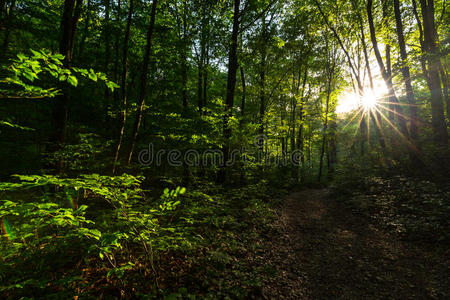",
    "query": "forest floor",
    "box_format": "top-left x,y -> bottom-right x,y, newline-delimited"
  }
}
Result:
258,189 -> 449,299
